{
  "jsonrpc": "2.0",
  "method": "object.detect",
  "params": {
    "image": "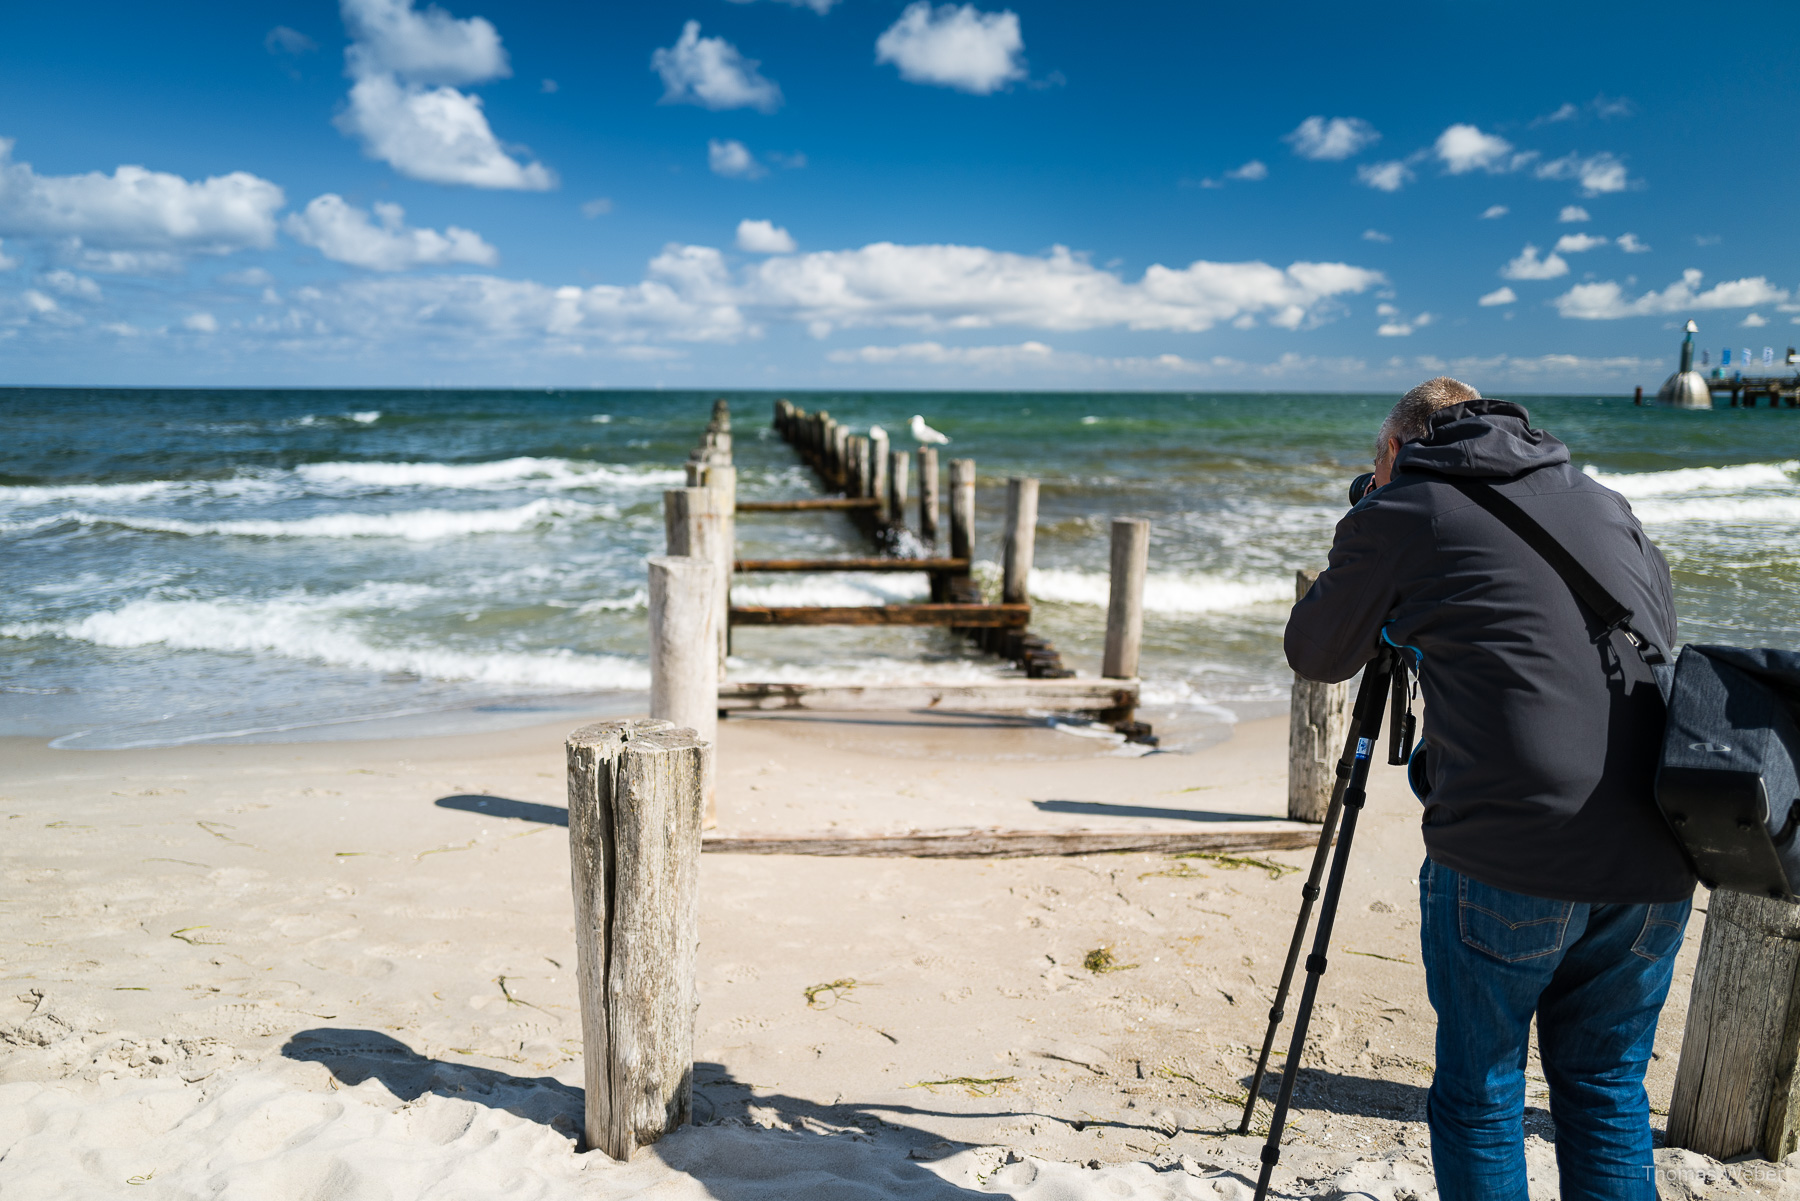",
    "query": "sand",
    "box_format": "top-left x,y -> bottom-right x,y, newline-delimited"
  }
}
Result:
2,710 -> 1793,1199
